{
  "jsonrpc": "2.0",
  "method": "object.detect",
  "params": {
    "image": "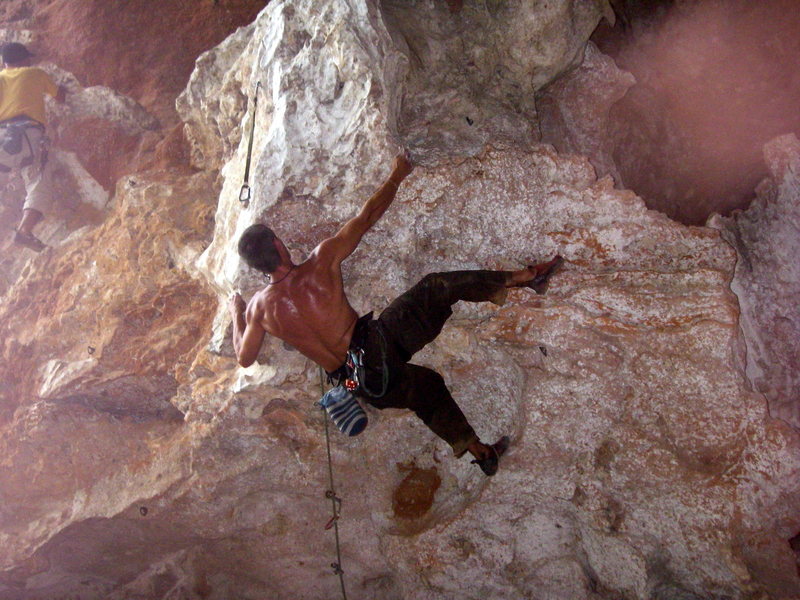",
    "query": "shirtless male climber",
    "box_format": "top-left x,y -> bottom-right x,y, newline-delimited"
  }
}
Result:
0,42 -> 66,251
229,152 -> 562,476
